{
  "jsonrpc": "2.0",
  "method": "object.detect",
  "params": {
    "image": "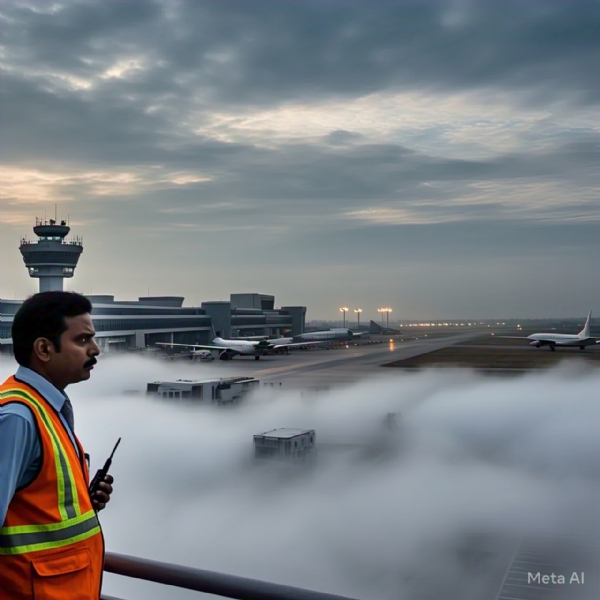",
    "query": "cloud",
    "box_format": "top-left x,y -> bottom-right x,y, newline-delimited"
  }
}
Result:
1,356 -> 597,599
4,1 -> 599,105
1,0 -> 599,315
